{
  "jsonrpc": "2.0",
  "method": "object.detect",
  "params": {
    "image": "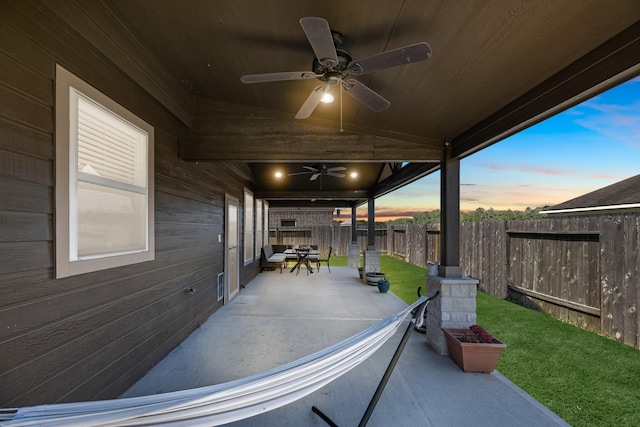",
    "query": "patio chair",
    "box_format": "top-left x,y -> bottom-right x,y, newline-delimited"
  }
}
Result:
316,246 -> 332,272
